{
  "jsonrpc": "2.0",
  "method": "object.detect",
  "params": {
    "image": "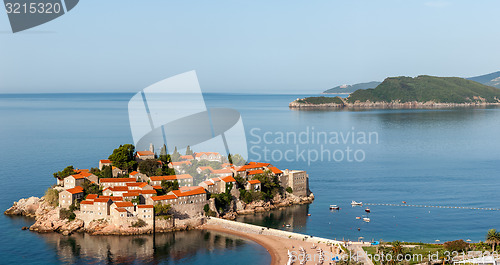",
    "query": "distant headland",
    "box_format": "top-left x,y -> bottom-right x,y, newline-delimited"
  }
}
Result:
322,71 -> 500,95
291,75 -> 500,110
